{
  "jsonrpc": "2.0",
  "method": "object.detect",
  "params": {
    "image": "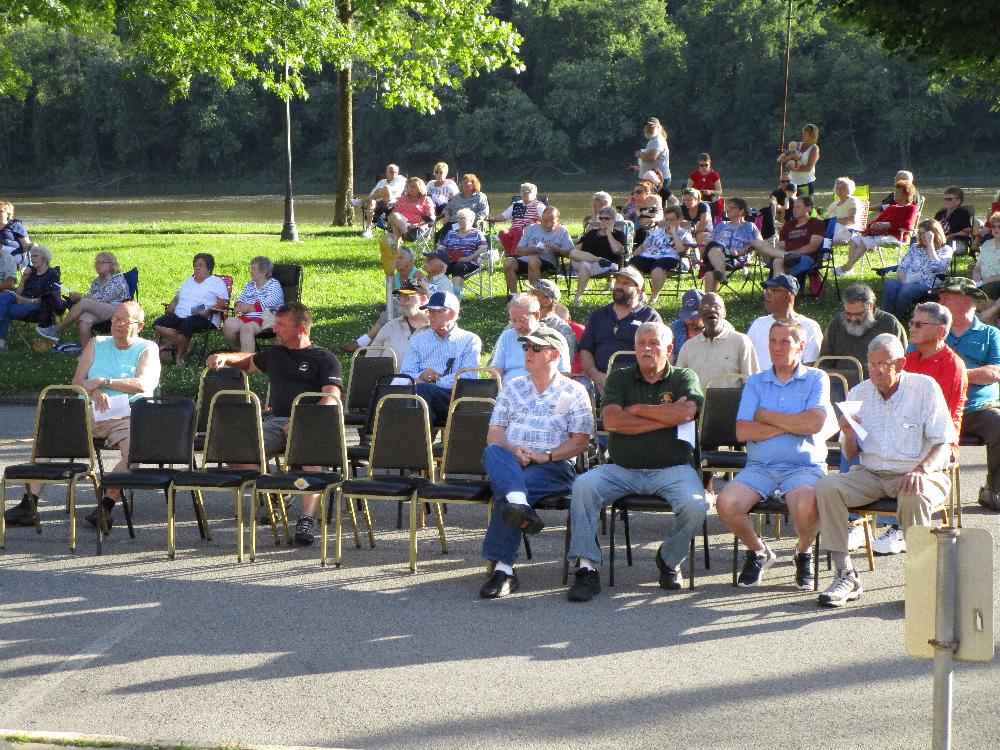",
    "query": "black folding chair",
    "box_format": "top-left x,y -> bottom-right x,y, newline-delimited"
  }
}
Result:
192,367 -> 250,458
343,347 -> 397,427
253,263 -> 303,347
